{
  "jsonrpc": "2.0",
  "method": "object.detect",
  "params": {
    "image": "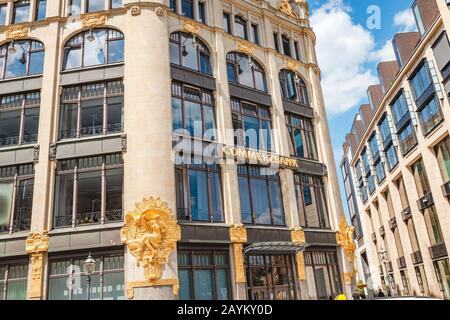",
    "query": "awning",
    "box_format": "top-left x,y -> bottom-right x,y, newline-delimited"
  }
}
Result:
243,241 -> 309,255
